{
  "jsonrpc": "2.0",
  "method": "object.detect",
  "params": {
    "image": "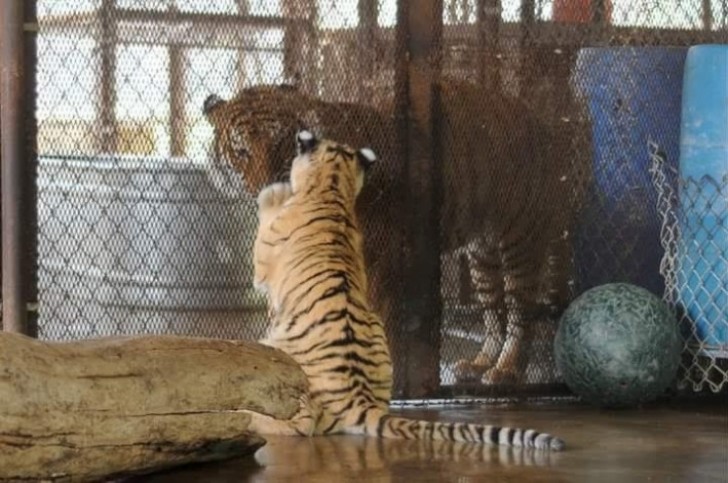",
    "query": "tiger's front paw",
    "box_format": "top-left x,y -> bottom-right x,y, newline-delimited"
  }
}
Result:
257,182 -> 293,214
